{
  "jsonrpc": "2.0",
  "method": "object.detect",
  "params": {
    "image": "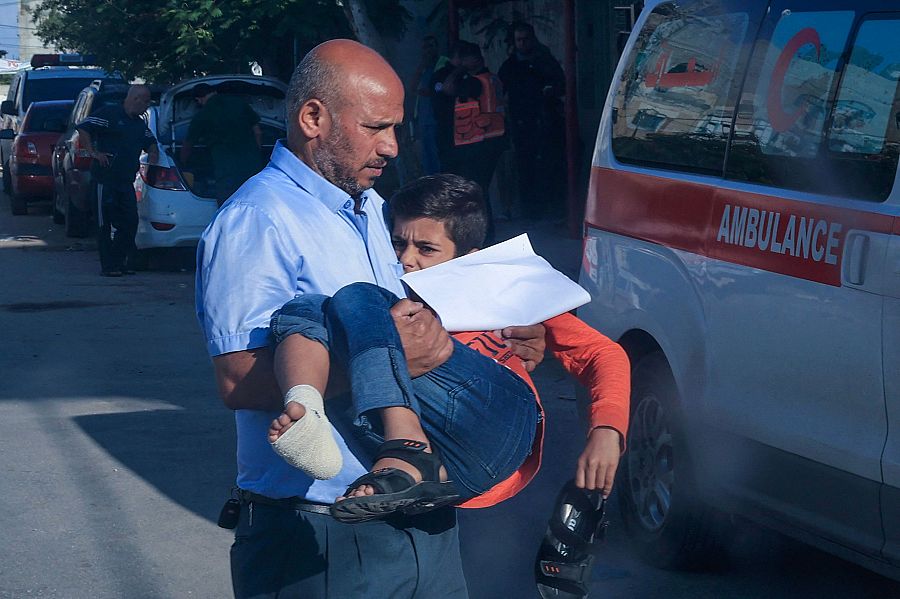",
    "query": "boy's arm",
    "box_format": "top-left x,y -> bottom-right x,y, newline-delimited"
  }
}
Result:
545,312 -> 630,496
